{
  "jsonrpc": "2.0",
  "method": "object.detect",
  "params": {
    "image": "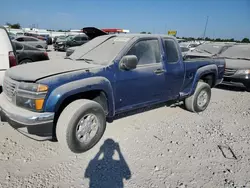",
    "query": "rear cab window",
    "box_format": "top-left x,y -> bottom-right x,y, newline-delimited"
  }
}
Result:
164,38 -> 180,63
